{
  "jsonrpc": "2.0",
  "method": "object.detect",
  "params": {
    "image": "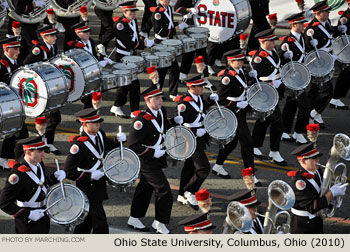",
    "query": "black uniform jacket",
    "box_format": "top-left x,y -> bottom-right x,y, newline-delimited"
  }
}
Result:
251,47 -> 281,80
278,32 -> 306,64
23,41 -> 57,65
151,5 -> 179,40
304,18 -> 334,52
67,37 -> 99,59
0,55 -> 22,84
